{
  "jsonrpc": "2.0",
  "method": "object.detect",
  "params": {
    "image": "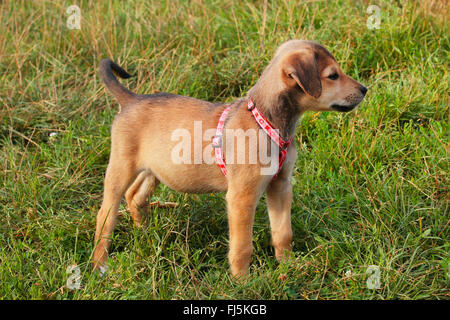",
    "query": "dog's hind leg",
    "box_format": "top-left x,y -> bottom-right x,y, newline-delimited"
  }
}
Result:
125,171 -> 159,227
93,158 -> 137,270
